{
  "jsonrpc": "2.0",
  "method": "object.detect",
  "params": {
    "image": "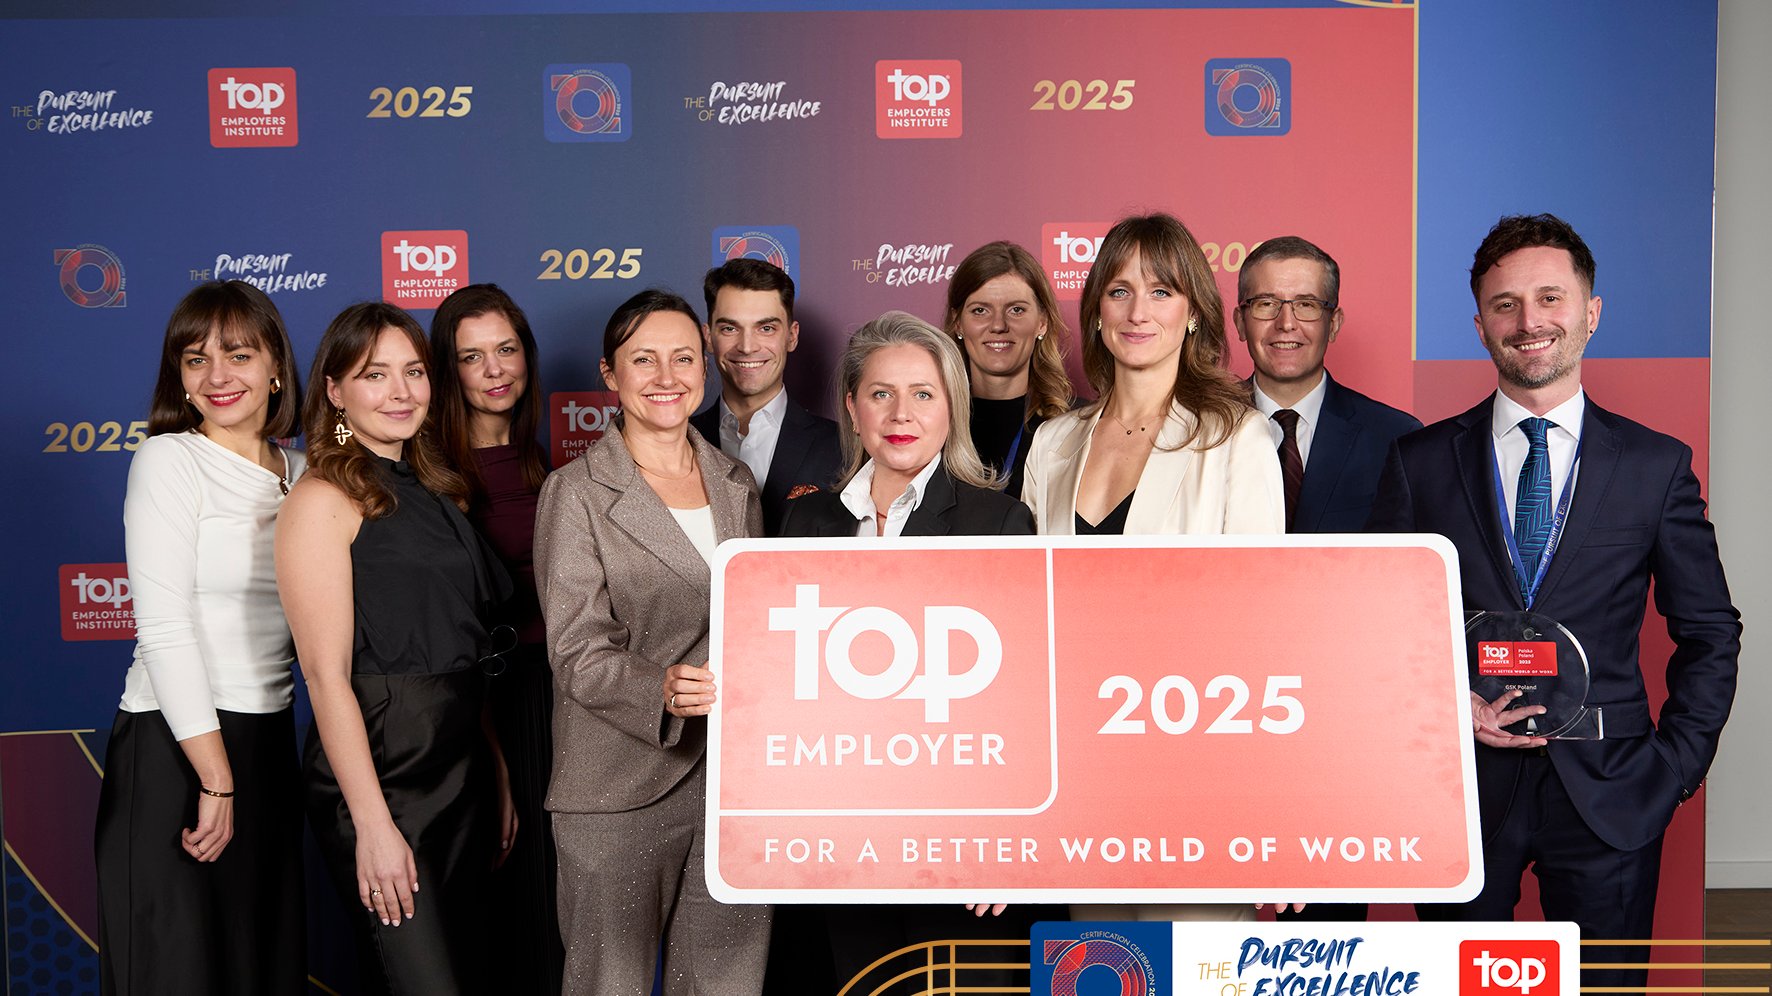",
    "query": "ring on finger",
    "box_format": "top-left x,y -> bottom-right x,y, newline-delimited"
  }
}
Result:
669,693 -> 678,710
371,888 -> 382,897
